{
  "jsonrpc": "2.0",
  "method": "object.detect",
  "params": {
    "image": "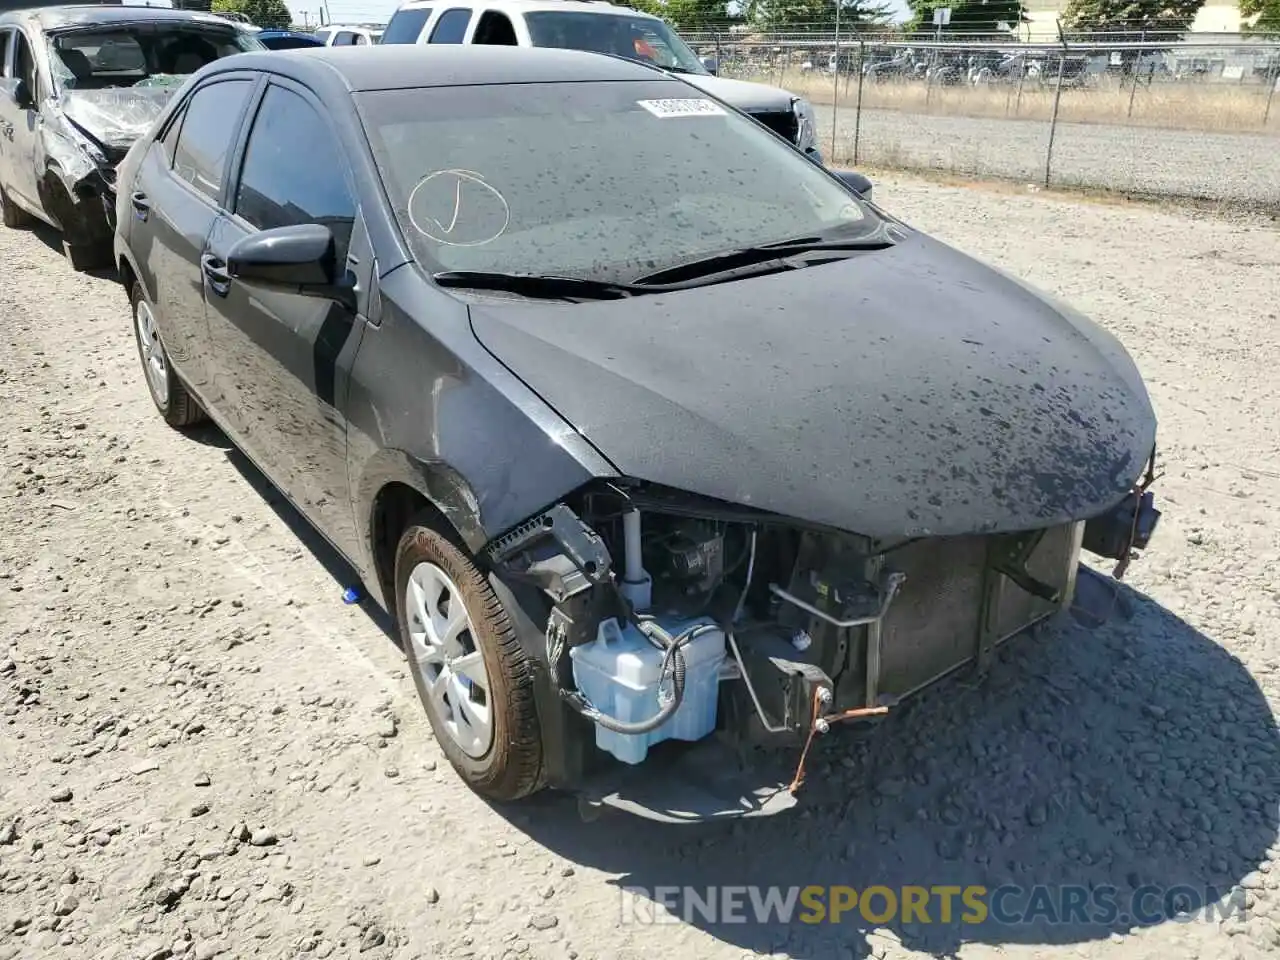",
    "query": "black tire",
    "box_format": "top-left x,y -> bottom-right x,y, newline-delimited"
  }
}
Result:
0,184 -> 34,229
128,280 -> 206,428
63,240 -> 112,273
394,518 -> 544,801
